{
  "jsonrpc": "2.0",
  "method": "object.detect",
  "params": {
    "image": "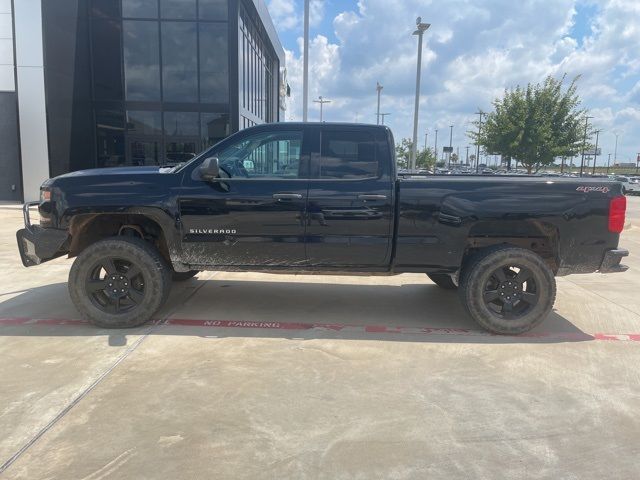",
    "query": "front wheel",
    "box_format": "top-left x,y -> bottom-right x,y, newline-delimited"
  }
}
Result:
68,237 -> 171,328
459,246 -> 556,335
